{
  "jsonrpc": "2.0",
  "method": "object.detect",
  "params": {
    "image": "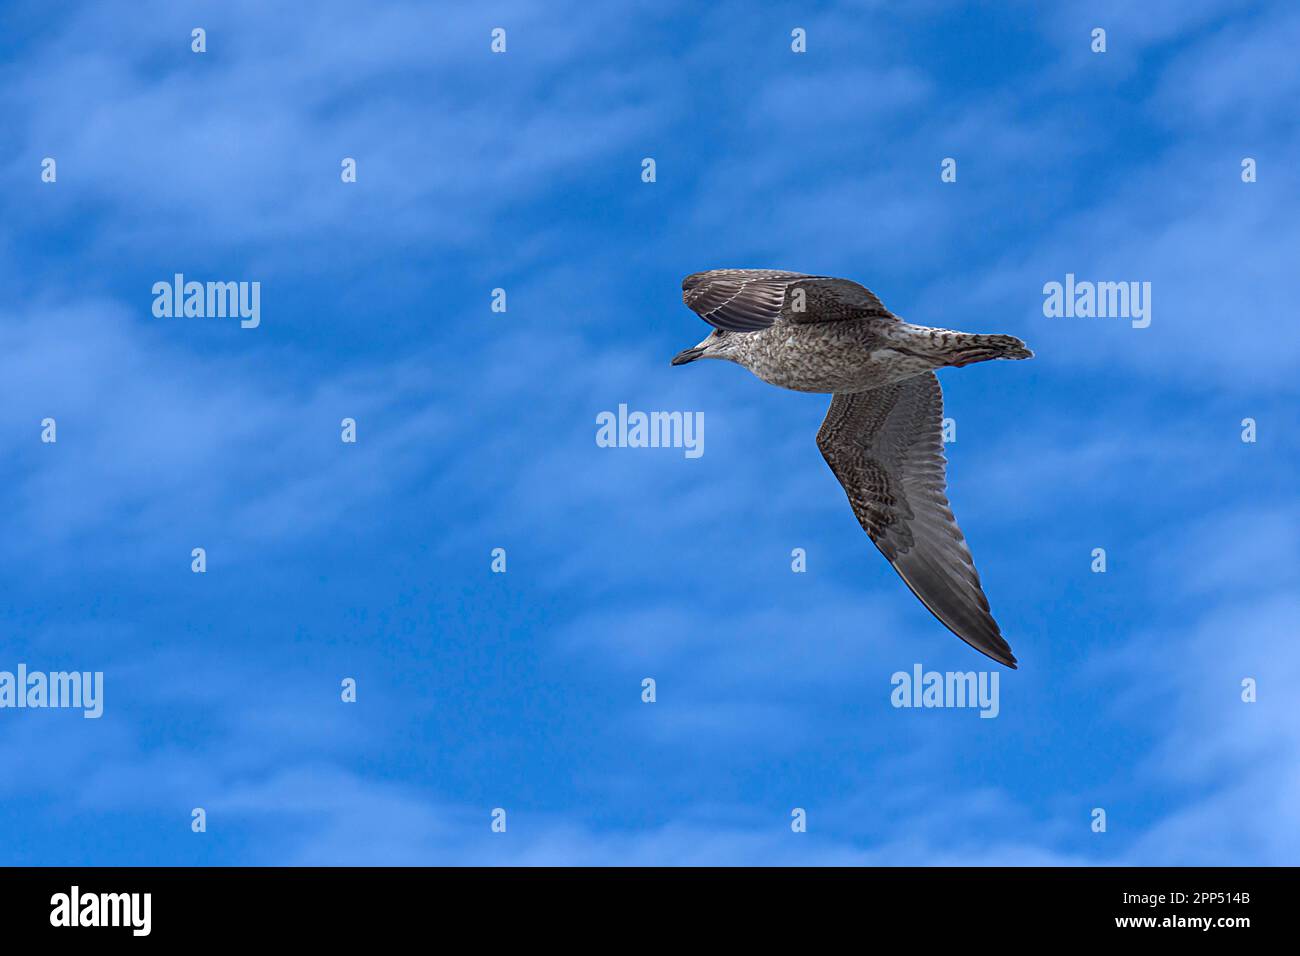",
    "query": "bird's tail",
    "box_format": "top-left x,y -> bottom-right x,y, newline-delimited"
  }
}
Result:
945,333 -> 1034,367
